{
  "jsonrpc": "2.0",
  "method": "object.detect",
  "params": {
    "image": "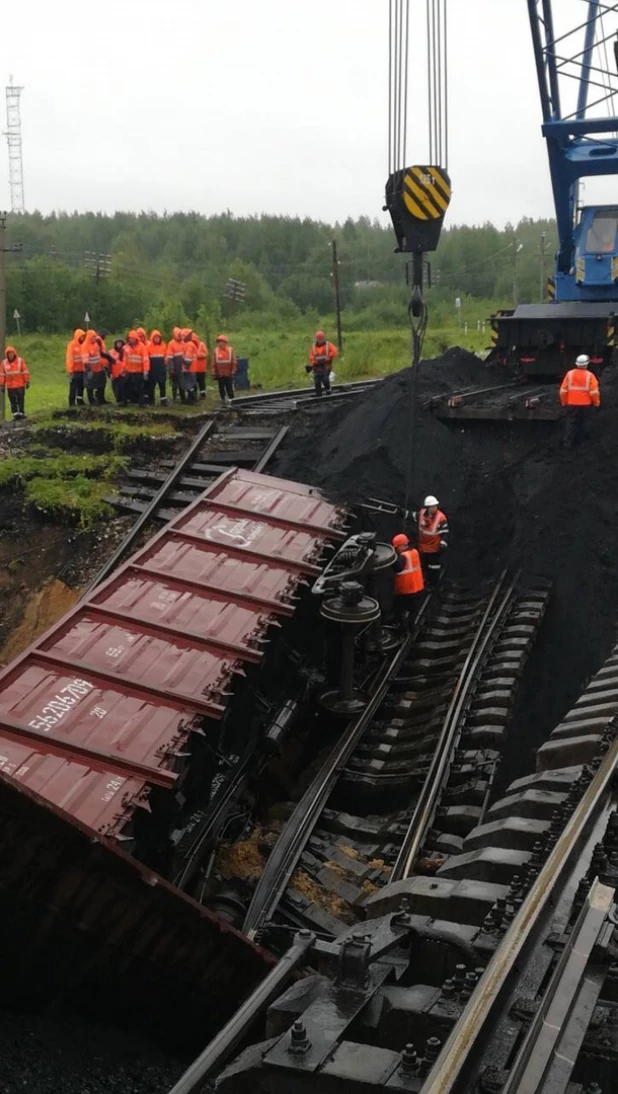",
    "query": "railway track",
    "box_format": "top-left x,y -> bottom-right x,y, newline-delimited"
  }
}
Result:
177,628 -> 618,1094
239,572 -> 551,943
